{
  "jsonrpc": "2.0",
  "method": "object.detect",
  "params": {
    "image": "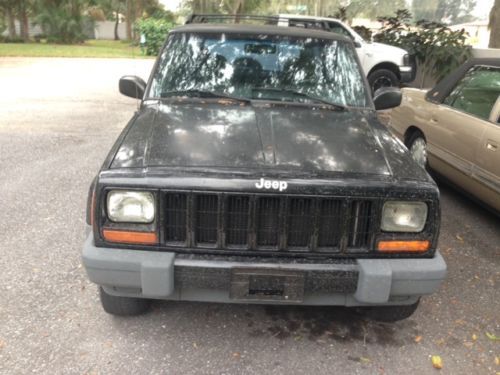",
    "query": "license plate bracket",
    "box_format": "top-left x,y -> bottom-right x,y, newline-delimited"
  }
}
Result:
230,268 -> 305,302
